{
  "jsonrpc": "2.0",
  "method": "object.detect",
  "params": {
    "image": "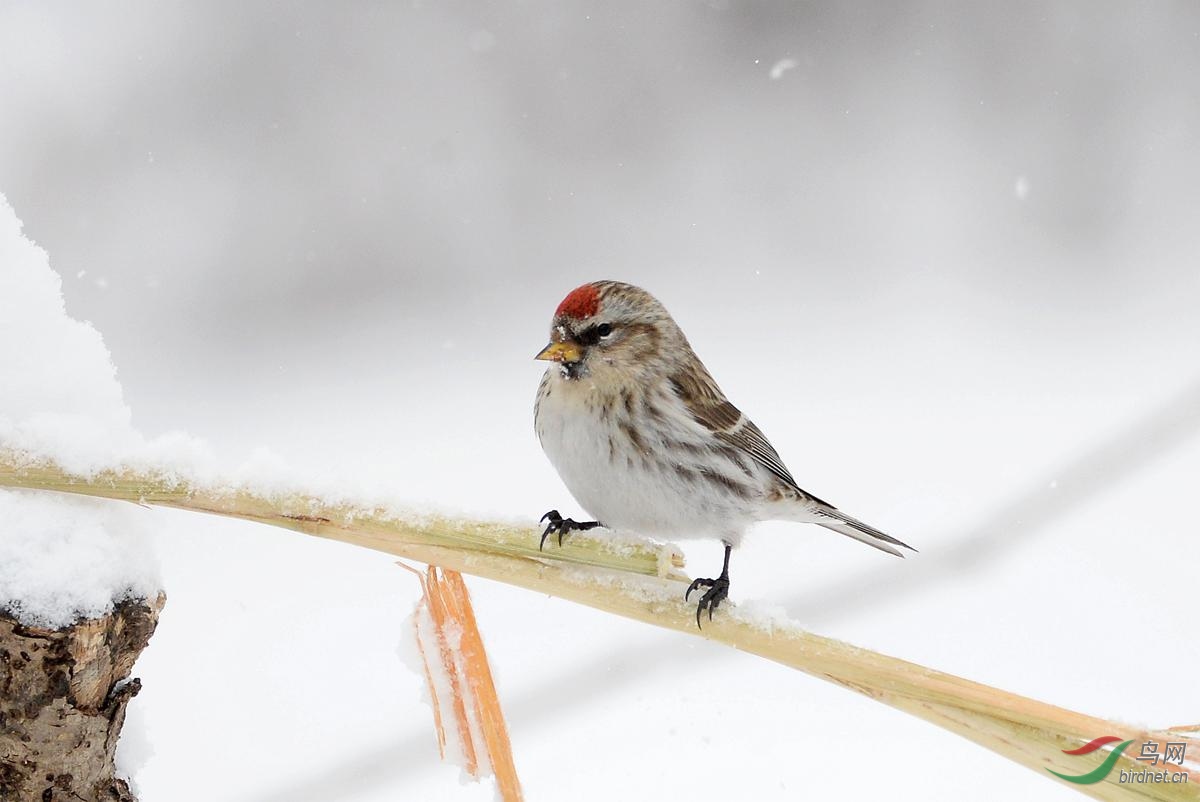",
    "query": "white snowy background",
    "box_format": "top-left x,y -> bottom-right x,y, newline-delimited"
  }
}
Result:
2,3 -> 1199,800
